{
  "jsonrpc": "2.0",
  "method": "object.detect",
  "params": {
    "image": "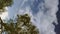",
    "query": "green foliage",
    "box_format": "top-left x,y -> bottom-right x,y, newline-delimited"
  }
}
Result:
0,0 -> 13,9
0,0 -> 13,13
2,14 -> 39,34
17,14 -> 30,25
